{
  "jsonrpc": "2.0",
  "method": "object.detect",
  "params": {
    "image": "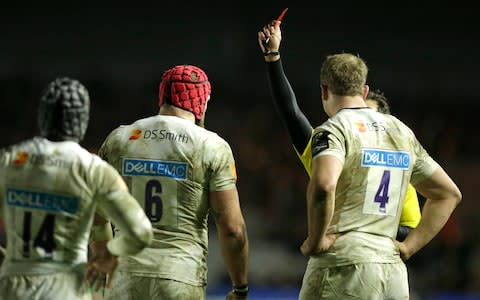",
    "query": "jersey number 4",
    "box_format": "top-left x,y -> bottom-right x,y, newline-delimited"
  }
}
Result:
22,212 -> 56,258
374,170 -> 390,213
